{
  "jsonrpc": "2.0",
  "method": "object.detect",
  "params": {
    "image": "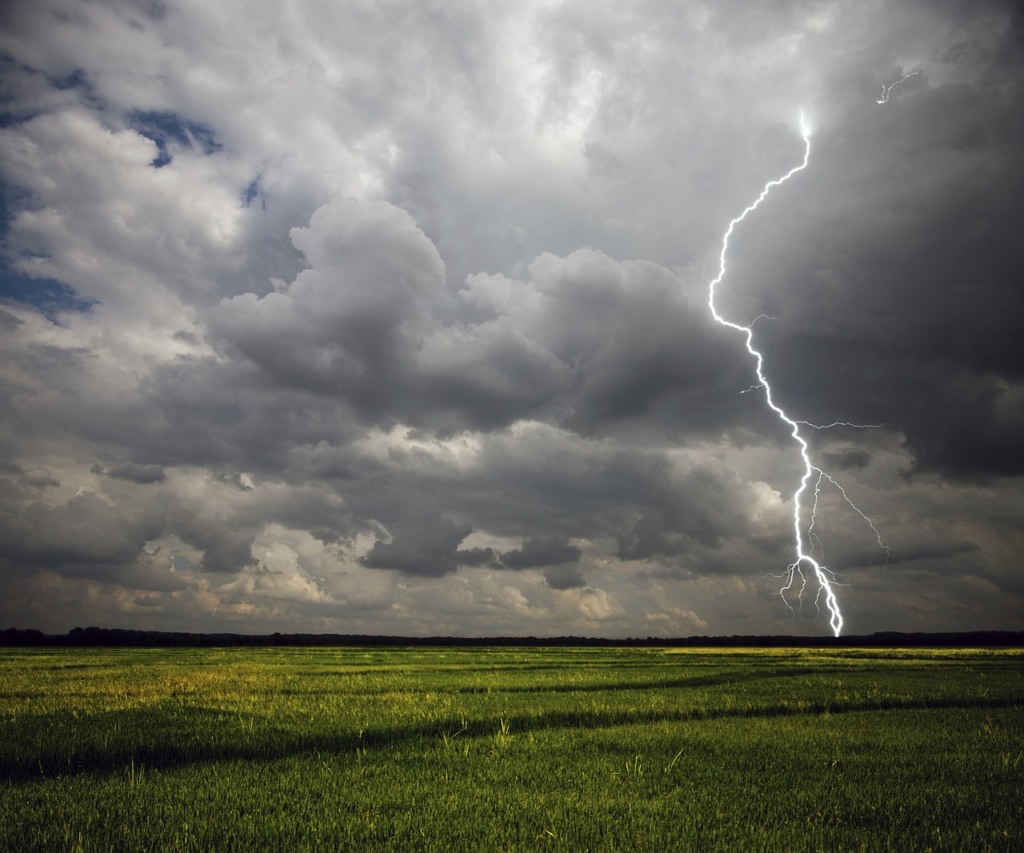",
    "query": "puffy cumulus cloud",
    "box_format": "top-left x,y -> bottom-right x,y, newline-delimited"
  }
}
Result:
211,199 -> 750,437
212,198 -> 448,402
644,606 -> 709,635
574,587 -> 620,622
0,0 -> 1021,637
